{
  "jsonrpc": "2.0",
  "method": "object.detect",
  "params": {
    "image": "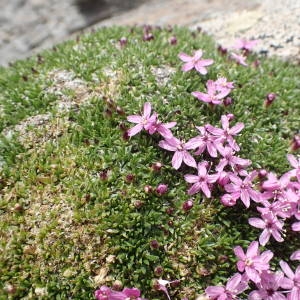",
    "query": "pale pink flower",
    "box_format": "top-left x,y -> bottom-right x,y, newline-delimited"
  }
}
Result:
216,146 -> 251,172
205,273 -> 248,300
221,193 -> 238,207
190,125 -> 219,158
225,171 -> 261,208
205,115 -> 244,151
279,260 -> 300,300
214,77 -> 234,93
147,114 -> 177,138
127,102 -> 156,137
184,161 -> 218,198
158,136 -> 198,169
234,241 -> 273,284
256,199 -> 291,219
178,49 -> 214,74
248,212 -> 284,246
234,38 -> 258,51
230,53 -> 248,66
248,271 -> 286,300
192,80 -> 231,105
